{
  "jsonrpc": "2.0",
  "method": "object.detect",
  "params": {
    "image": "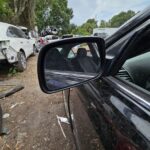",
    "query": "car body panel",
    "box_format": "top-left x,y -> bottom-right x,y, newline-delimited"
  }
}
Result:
64,6 -> 150,150
0,22 -> 34,63
19,26 -> 39,52
68,88 -> 105,150
73,76 -> 150,150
